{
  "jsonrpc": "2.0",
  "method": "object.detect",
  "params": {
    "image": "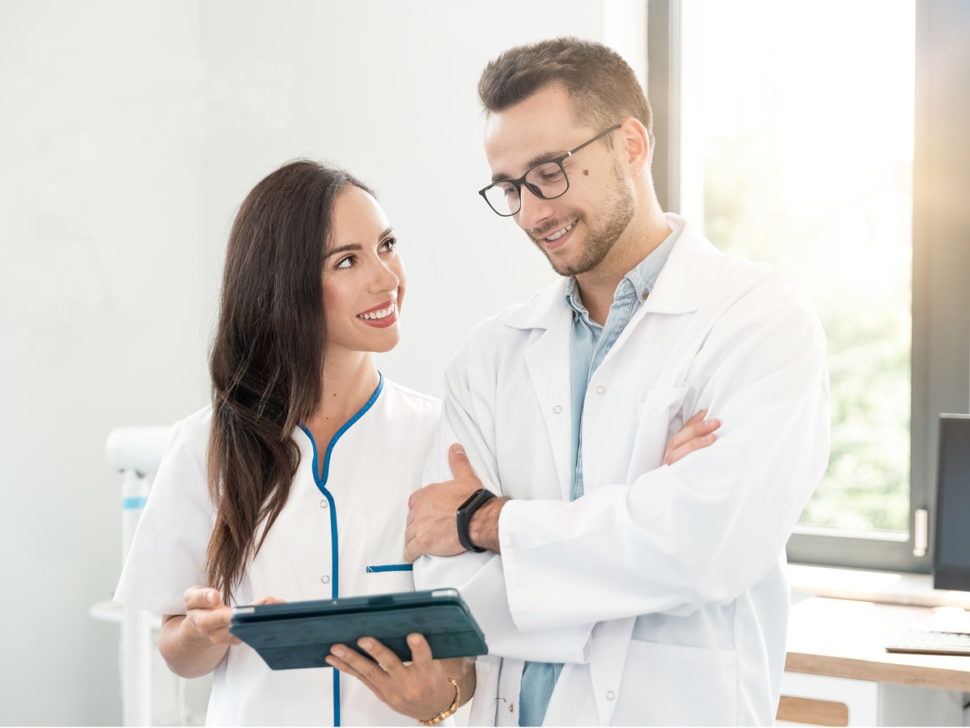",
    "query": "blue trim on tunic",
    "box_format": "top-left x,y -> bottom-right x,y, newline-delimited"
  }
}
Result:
298,372 -> 385,727
365,564 -> 414,573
